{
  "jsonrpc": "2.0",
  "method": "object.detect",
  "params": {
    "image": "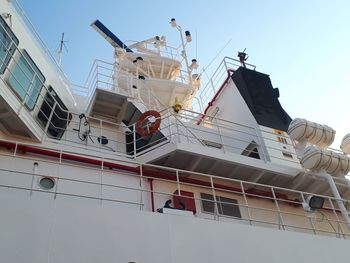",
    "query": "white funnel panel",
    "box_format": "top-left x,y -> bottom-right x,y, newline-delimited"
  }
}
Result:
301,145 -> 350,176
287,118 -> 335,148
340,133 -> 350,154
